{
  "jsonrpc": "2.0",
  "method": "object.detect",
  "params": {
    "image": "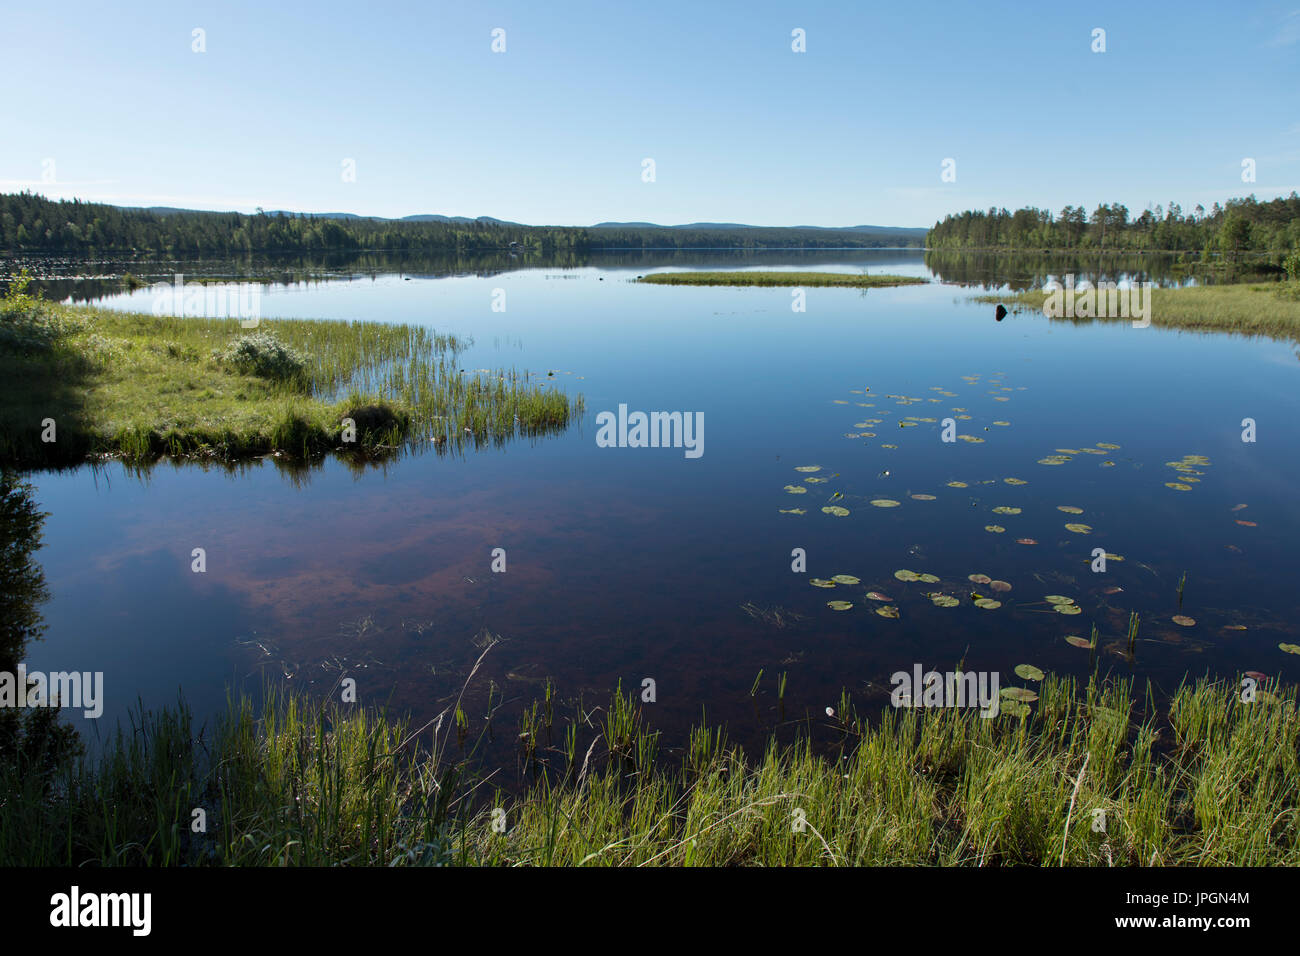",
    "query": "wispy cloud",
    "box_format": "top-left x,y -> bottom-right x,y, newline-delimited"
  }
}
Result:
1269,8 -> 1300,45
